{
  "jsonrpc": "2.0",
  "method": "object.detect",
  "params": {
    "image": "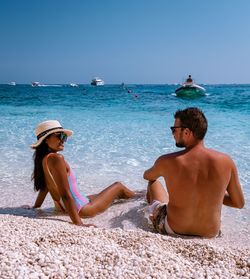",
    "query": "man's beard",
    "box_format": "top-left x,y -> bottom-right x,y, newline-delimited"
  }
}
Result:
176,140 -> 185,148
